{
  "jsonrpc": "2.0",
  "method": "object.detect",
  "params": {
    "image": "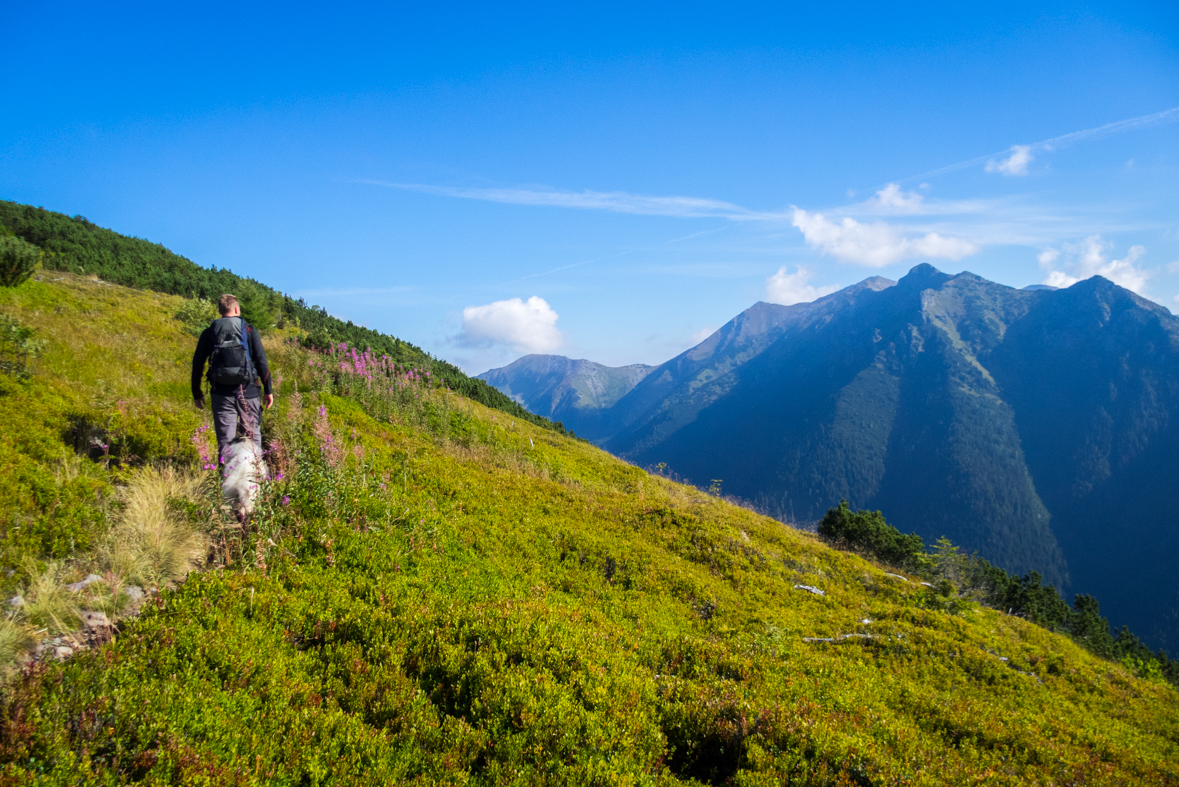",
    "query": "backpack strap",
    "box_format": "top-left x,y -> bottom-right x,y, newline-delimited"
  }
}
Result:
238,317 -> 256,380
